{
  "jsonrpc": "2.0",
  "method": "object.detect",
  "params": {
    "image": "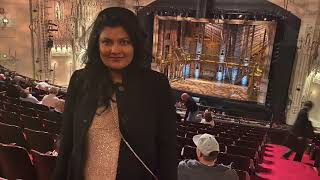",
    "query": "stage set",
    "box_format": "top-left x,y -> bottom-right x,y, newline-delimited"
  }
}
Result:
152,15 -> 276,105
138,0 -> 300,123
